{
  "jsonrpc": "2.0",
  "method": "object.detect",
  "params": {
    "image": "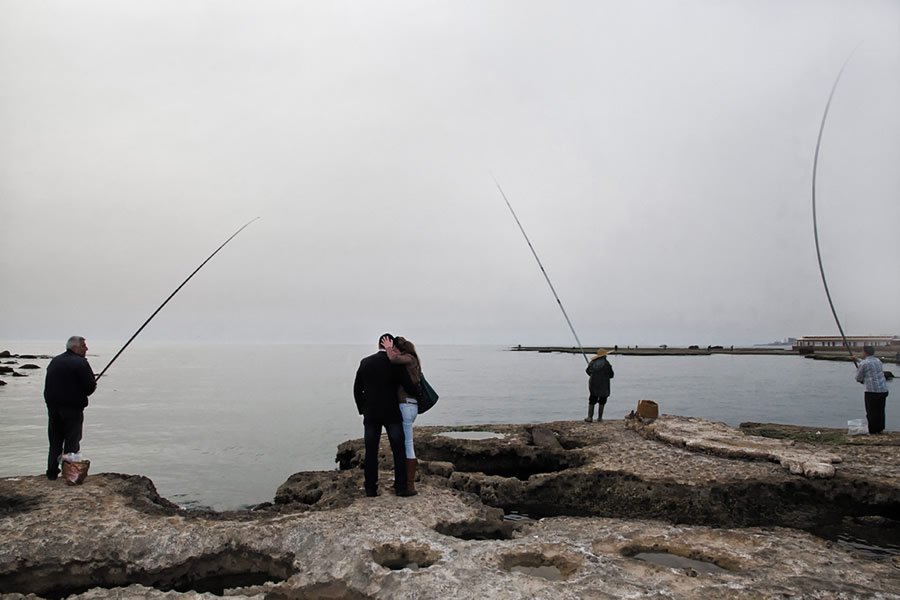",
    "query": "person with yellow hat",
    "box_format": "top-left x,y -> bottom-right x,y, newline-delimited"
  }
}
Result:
584,349 -> 614,422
